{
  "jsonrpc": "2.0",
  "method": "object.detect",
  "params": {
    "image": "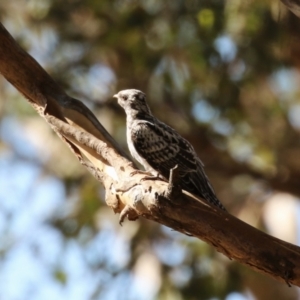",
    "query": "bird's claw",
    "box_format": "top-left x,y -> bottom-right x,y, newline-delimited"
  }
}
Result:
130,170 -> 166,182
